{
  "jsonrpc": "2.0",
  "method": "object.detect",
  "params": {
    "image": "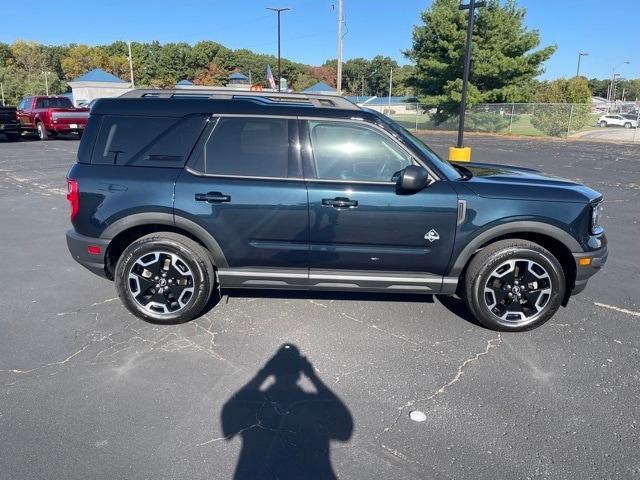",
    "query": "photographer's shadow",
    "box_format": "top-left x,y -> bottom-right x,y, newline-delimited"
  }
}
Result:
221,344 -> 353,480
